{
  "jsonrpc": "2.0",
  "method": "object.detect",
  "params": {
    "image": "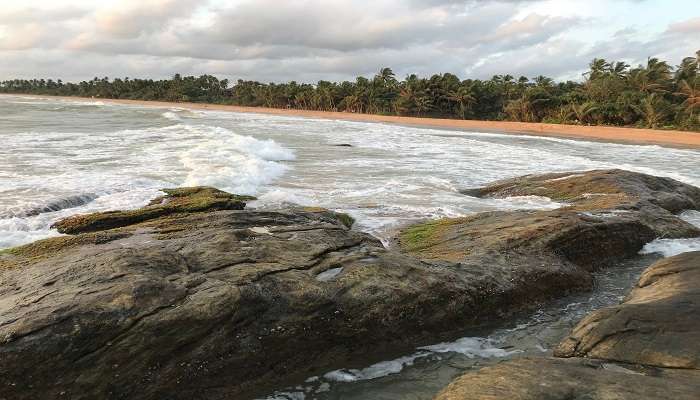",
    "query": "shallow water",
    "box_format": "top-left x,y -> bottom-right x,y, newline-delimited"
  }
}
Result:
261,254 -> 660,400
2,95 -> 700,399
